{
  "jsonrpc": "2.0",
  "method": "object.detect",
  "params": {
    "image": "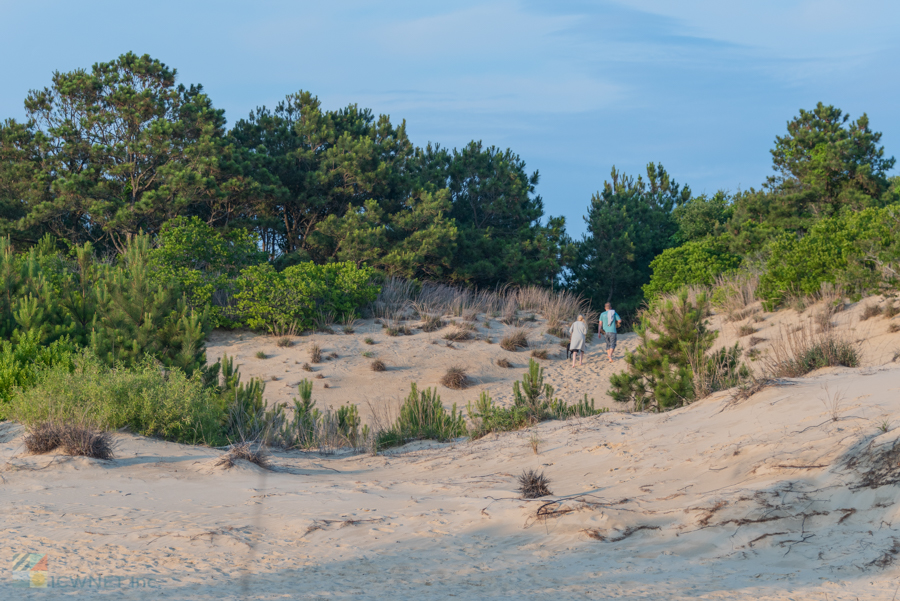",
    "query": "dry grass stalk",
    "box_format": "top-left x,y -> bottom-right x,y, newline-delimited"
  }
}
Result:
276,337 -> 294,348
309,343 -> 322,363
440,366 -> 470,389
371,359 -> 386,372
24,422 -> 63,454
737,324 -> 756,337
496,358 -> 513,368
302,362 -> 313,372
530,349 -> 550,360
712,272 -> 759,315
